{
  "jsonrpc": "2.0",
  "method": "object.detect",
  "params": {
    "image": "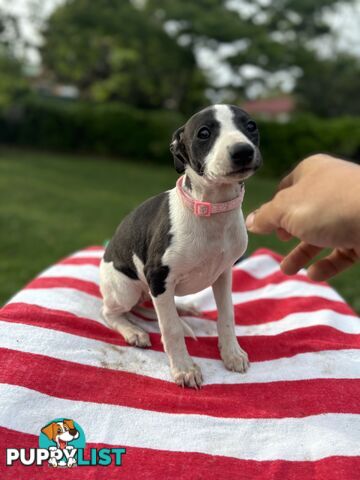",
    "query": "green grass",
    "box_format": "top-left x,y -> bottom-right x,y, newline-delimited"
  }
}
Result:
0,147 -> 358,312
